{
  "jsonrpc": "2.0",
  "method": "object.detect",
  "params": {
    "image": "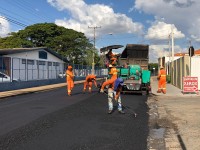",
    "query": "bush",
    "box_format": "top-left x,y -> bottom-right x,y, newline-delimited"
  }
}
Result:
166,75 -> 171,83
